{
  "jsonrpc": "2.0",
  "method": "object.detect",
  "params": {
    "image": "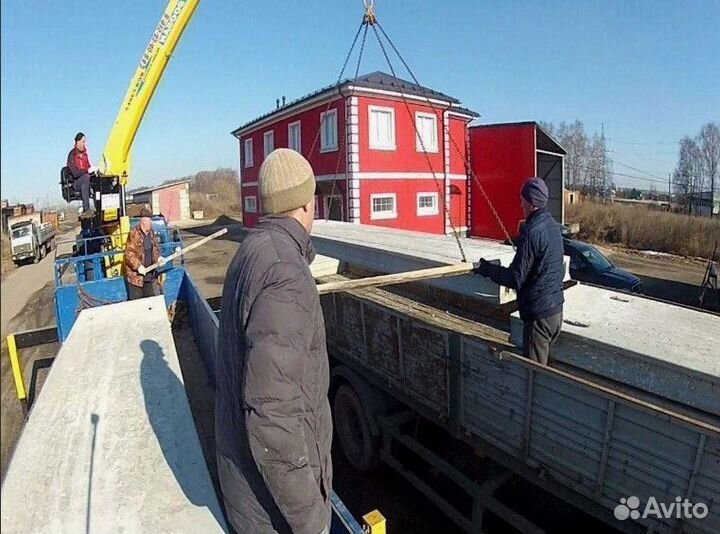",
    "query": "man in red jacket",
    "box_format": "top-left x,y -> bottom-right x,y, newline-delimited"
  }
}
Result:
67,132 -> 97,217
